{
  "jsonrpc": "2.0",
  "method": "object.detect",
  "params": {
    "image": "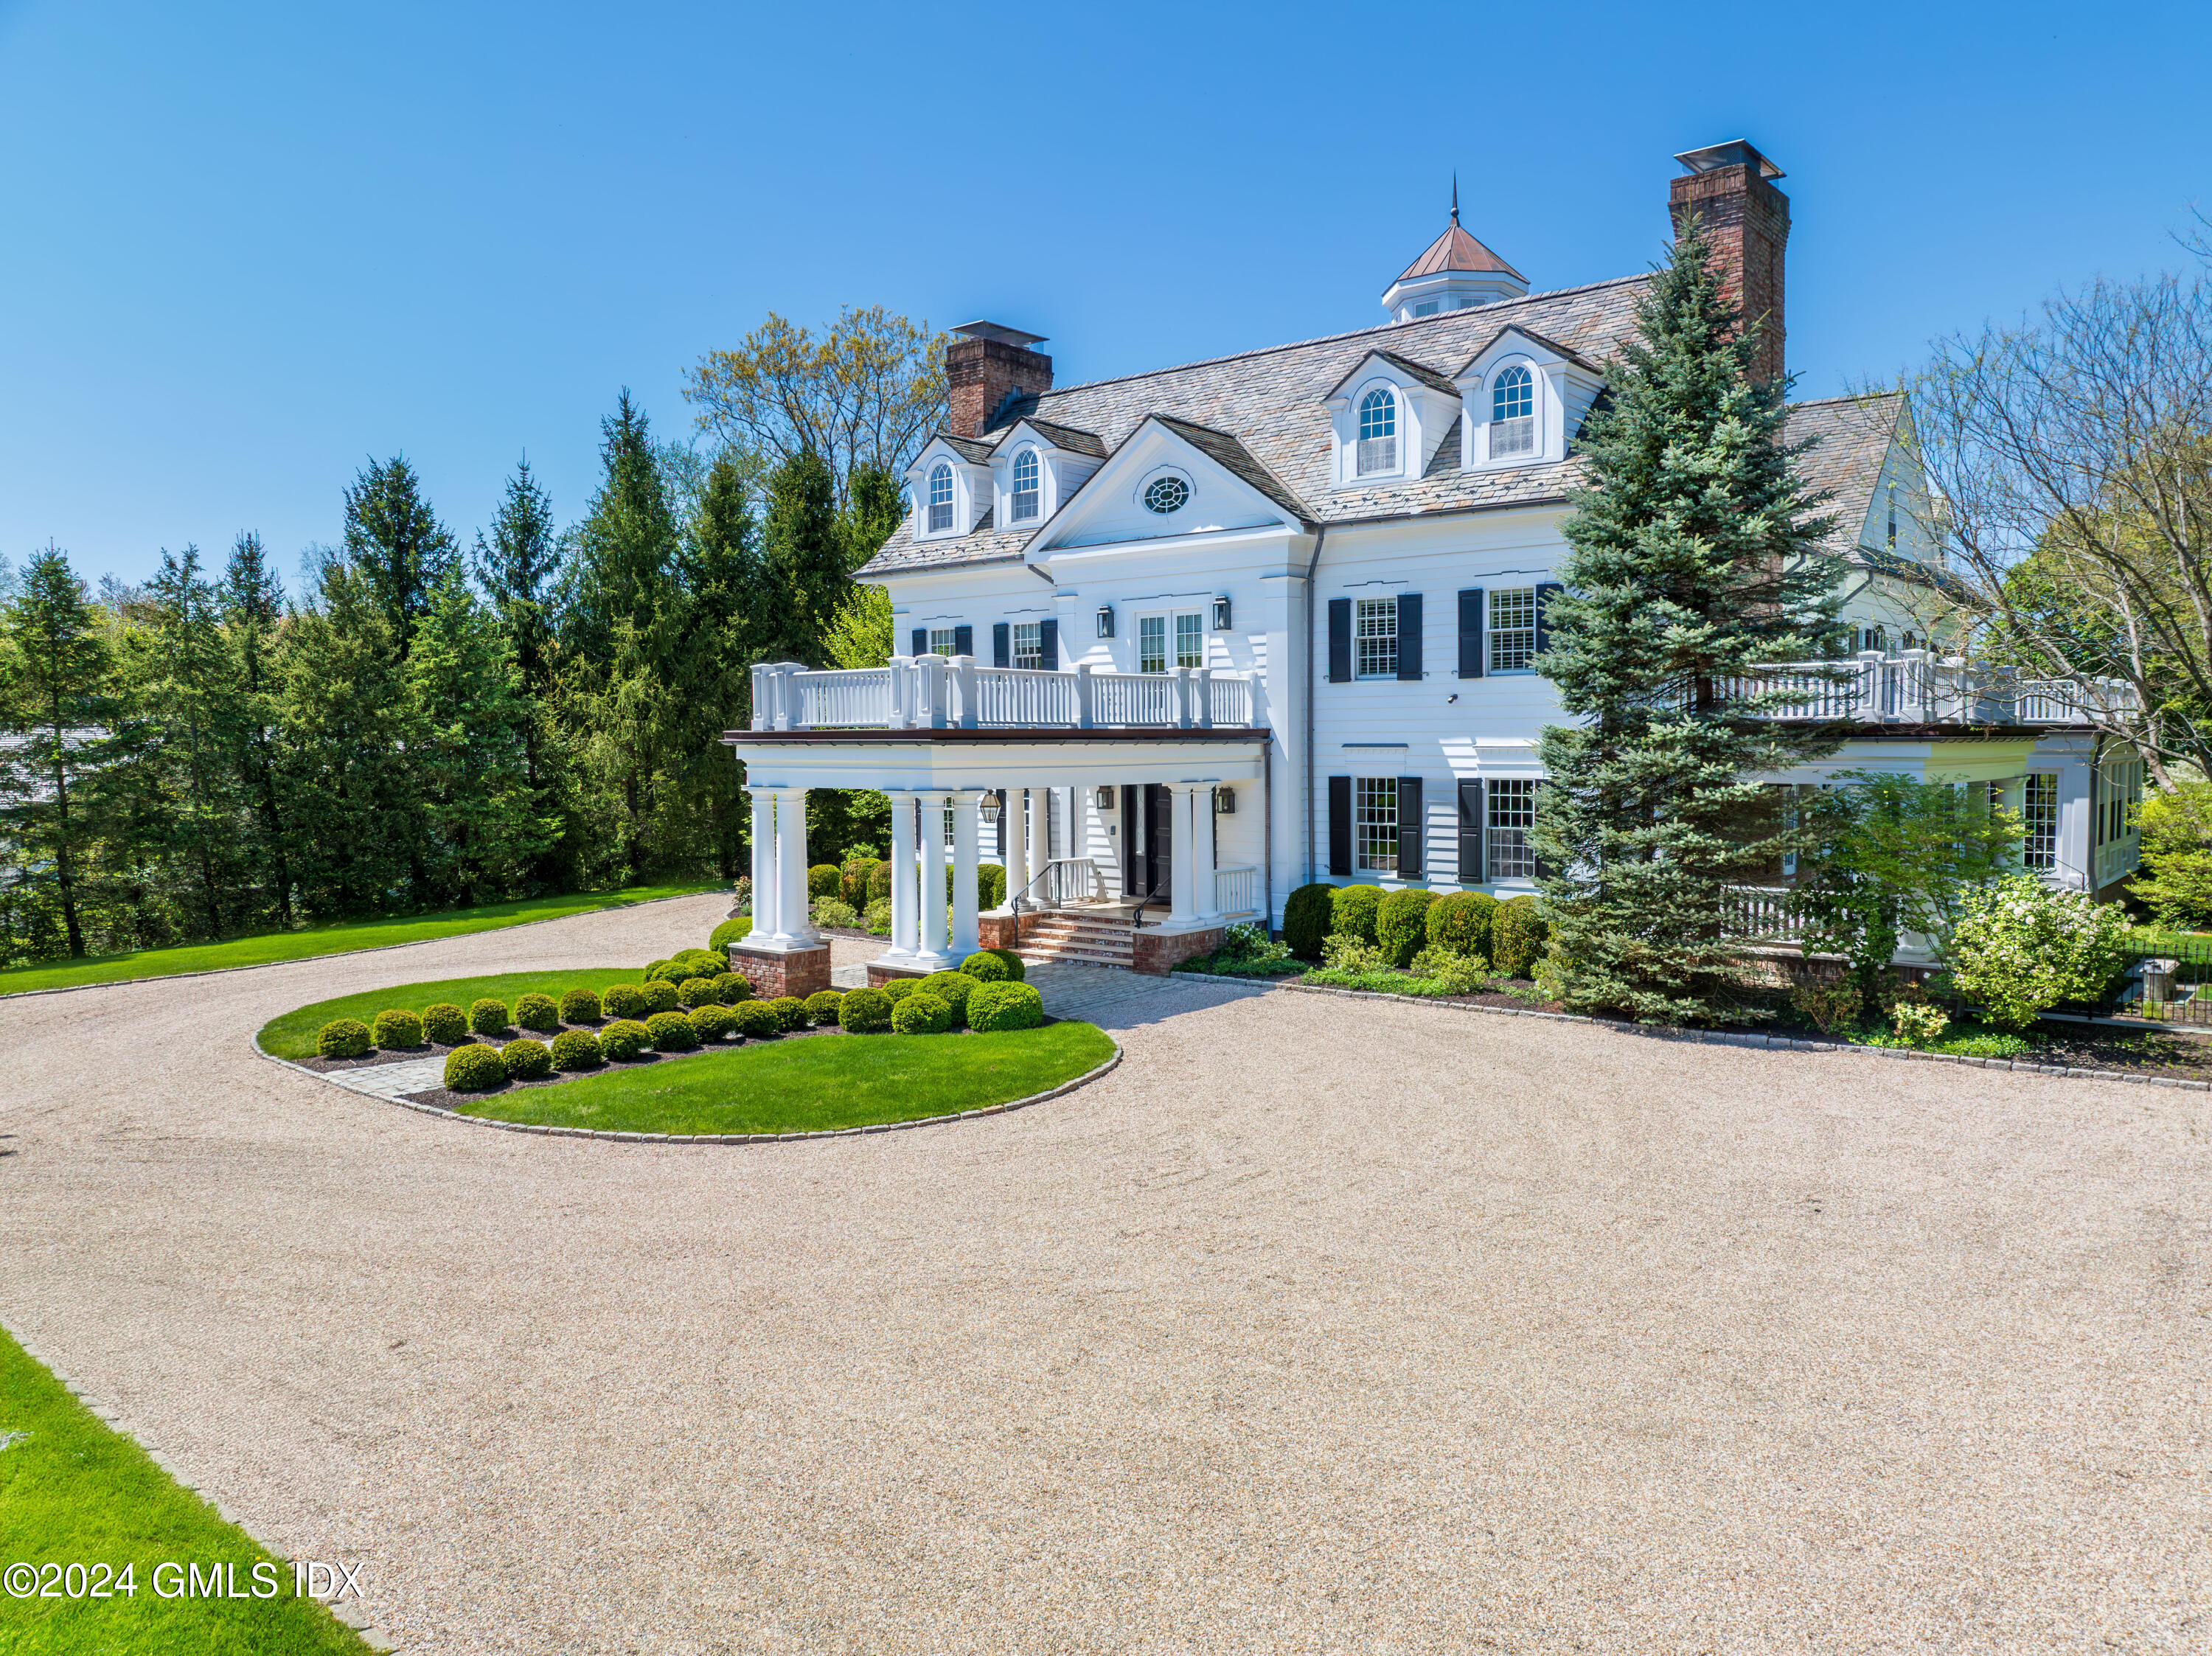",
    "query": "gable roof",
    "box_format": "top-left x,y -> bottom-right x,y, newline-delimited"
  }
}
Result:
1458,323 -> 1604,378
1394,221 -> 1526,285
1147,414 -> 1316,528
1324,348 -> 1463,402
1006,416 -> 1107,458
1786,393 -> 1901,554
929,433 -> 994,465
